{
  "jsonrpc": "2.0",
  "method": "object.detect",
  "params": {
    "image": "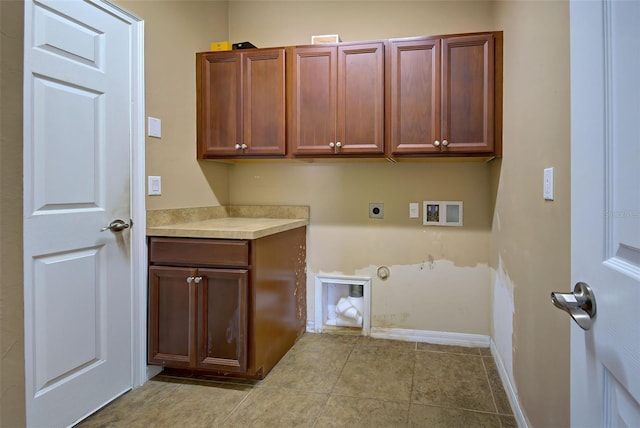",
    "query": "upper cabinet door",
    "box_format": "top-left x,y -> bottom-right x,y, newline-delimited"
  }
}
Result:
337,42 -> 385,154
289,46 -> 337,155
197,52 -> 242,157
243,49 -> 286,156
388,38 -> 441,154
441,34 -> 494,153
